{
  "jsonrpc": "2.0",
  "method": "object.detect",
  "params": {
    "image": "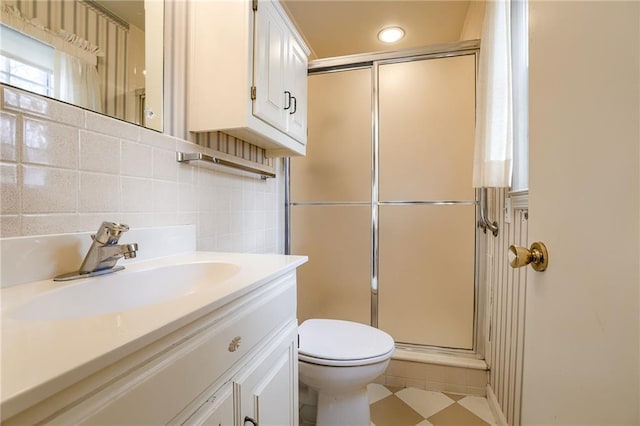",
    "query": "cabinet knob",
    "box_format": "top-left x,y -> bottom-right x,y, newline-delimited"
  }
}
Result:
244,416 -> 258,426
228,336 -> 242,352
